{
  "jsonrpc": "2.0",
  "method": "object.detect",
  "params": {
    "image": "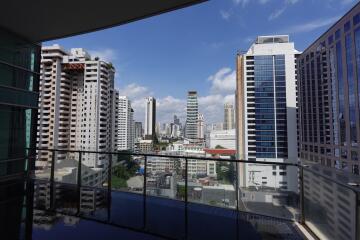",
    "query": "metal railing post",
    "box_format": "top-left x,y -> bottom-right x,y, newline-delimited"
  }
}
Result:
77,151 -> 82,214
143,155 -> 147,230
299,165 -> 305,224
107,153 -> 112,222
353,191 -> 360,240
185,157 -> 188,240
77,151 -> 82,188
49,149 -> 55,210
236,161 -> 239,240
355,191 -> 359,240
